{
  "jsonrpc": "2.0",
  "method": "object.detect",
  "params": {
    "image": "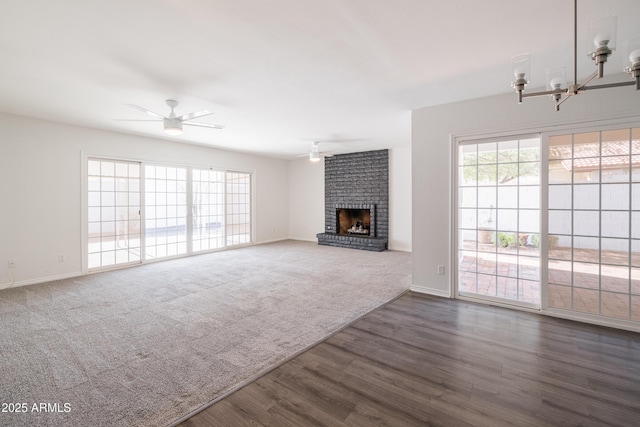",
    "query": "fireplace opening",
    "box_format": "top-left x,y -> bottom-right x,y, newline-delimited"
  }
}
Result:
337,208 -> 371,236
